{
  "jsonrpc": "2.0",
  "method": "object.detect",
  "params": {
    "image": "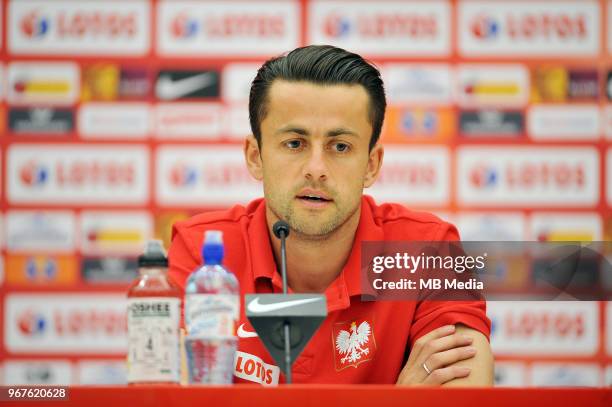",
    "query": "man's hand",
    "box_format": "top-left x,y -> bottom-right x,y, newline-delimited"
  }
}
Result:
396,324 -> 478,386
